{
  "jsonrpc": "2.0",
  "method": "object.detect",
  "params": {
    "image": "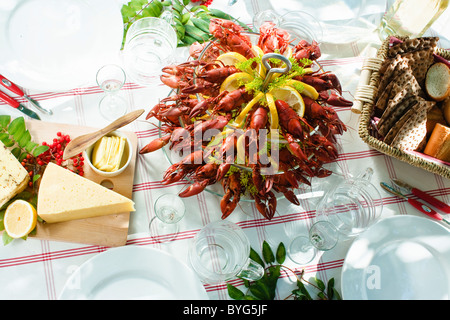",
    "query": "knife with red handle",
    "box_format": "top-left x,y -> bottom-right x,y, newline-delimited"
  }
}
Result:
392,179 -> 450,214
0,74 -> 52,115
381,182 -> 450,225
0,90 -> 41,120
